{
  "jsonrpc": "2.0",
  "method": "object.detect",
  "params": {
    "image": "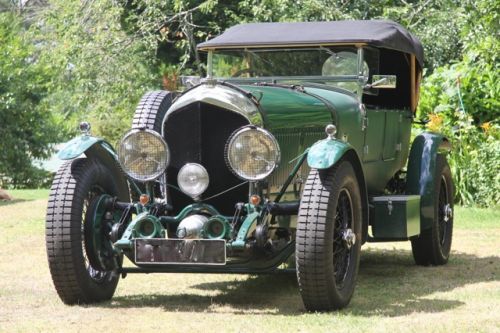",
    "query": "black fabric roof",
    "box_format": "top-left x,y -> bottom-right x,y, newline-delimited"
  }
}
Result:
198,20 -> 424,66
